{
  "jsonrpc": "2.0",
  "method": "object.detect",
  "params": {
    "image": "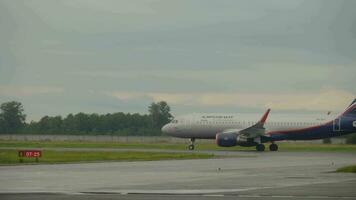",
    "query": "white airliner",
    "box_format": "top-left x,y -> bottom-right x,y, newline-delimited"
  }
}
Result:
161,99 -> 356,151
